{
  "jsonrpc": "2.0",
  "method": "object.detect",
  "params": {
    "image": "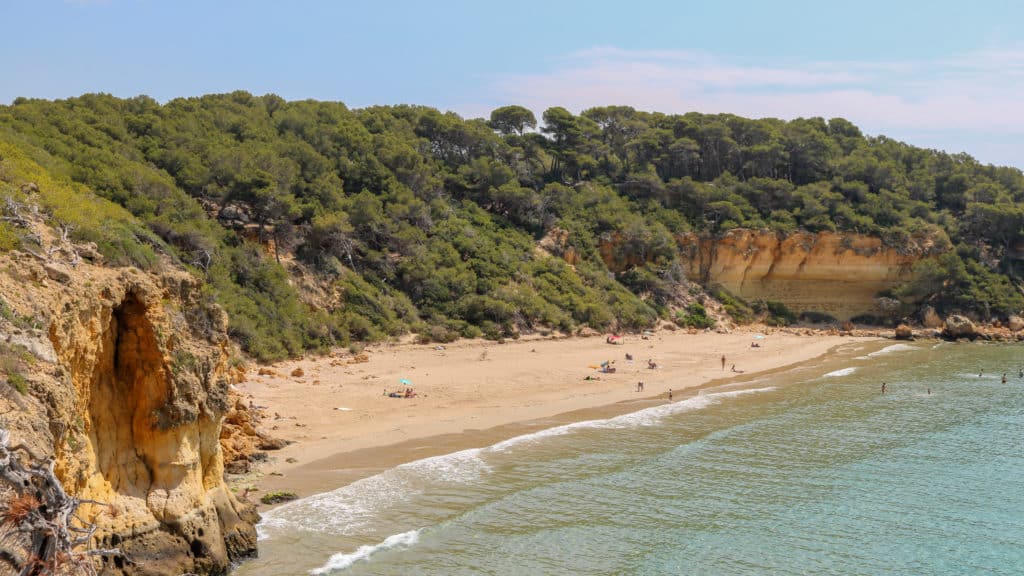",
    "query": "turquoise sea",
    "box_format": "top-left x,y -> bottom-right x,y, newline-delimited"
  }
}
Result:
237,341 -> 1024,575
